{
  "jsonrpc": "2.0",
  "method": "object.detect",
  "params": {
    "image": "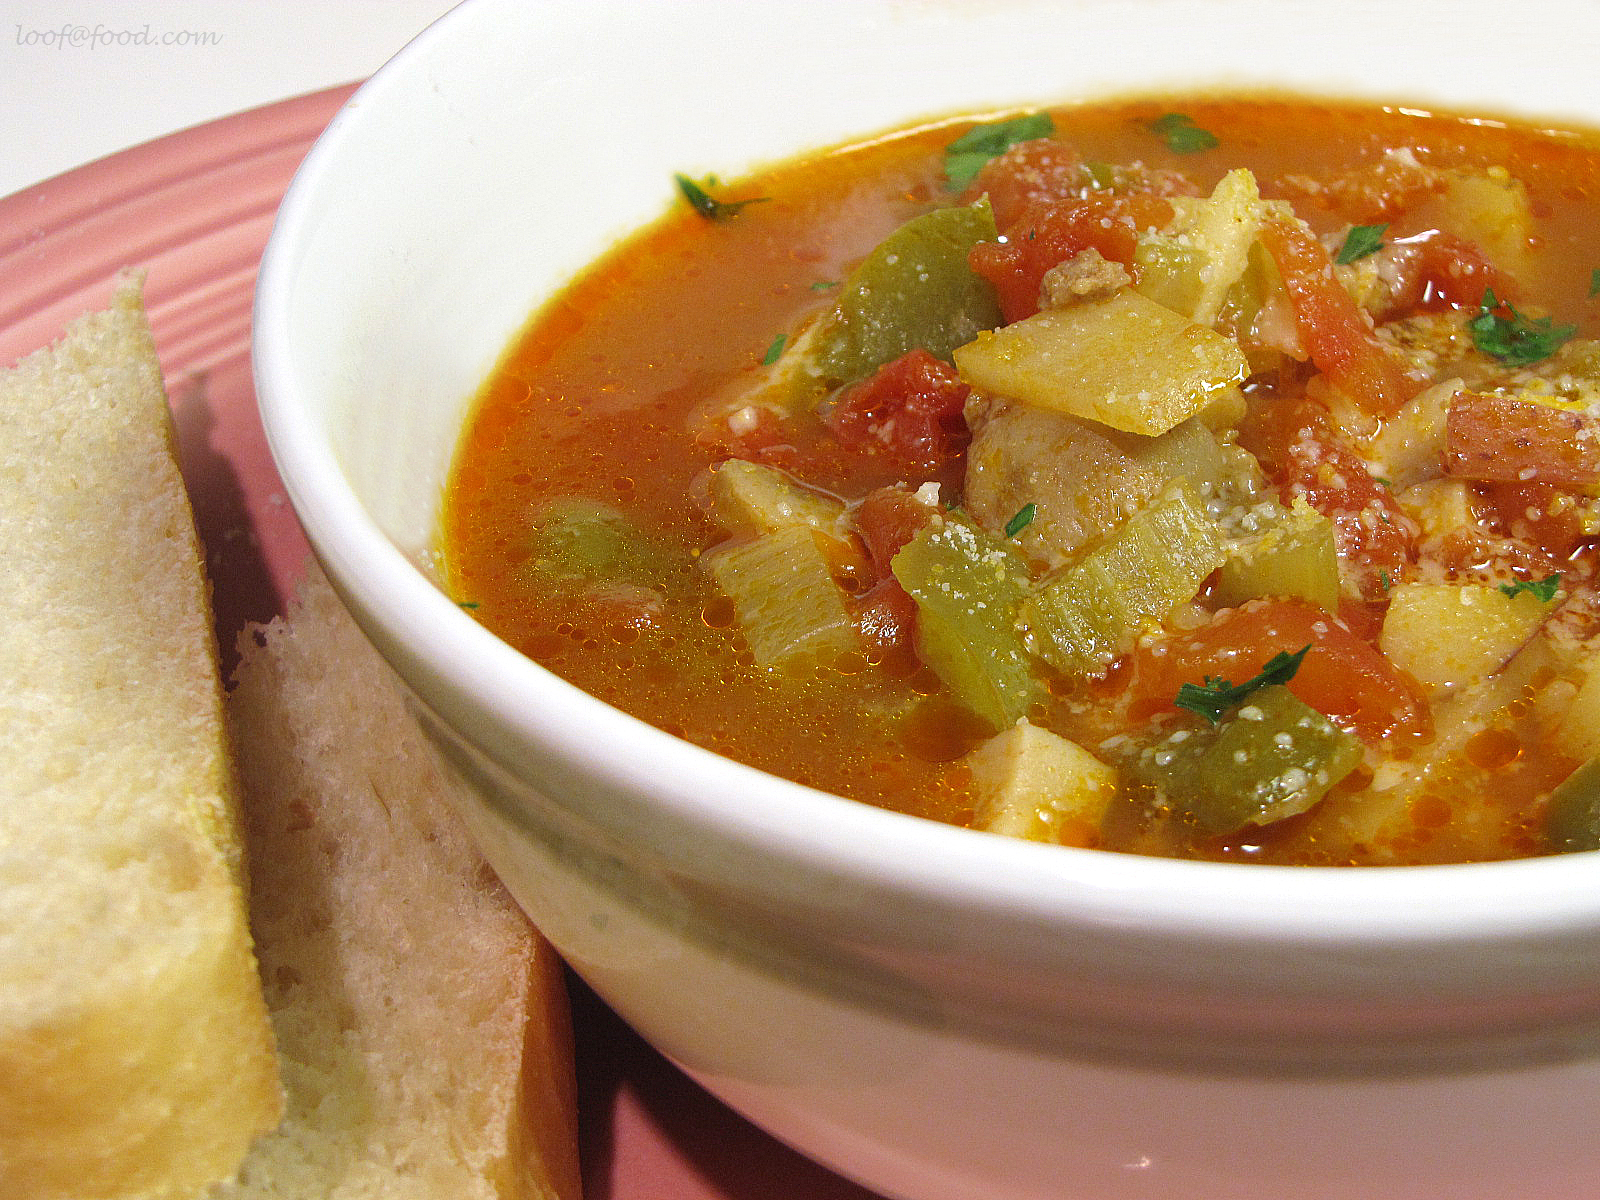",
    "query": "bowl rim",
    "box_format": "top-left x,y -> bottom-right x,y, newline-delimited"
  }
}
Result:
252,0 -> 1600,962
